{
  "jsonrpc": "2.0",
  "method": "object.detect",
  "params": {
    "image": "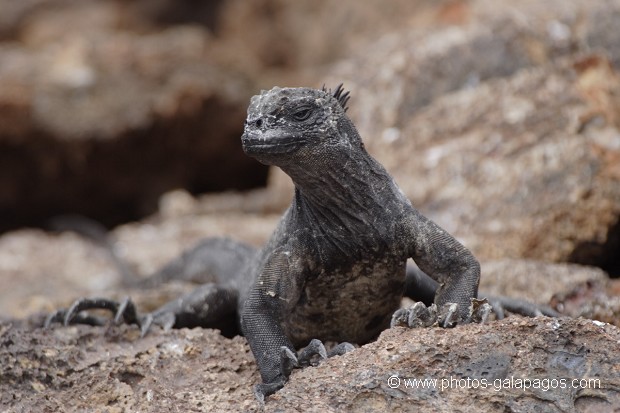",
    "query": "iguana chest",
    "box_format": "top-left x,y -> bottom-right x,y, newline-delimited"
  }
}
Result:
284,252 -> 406,347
